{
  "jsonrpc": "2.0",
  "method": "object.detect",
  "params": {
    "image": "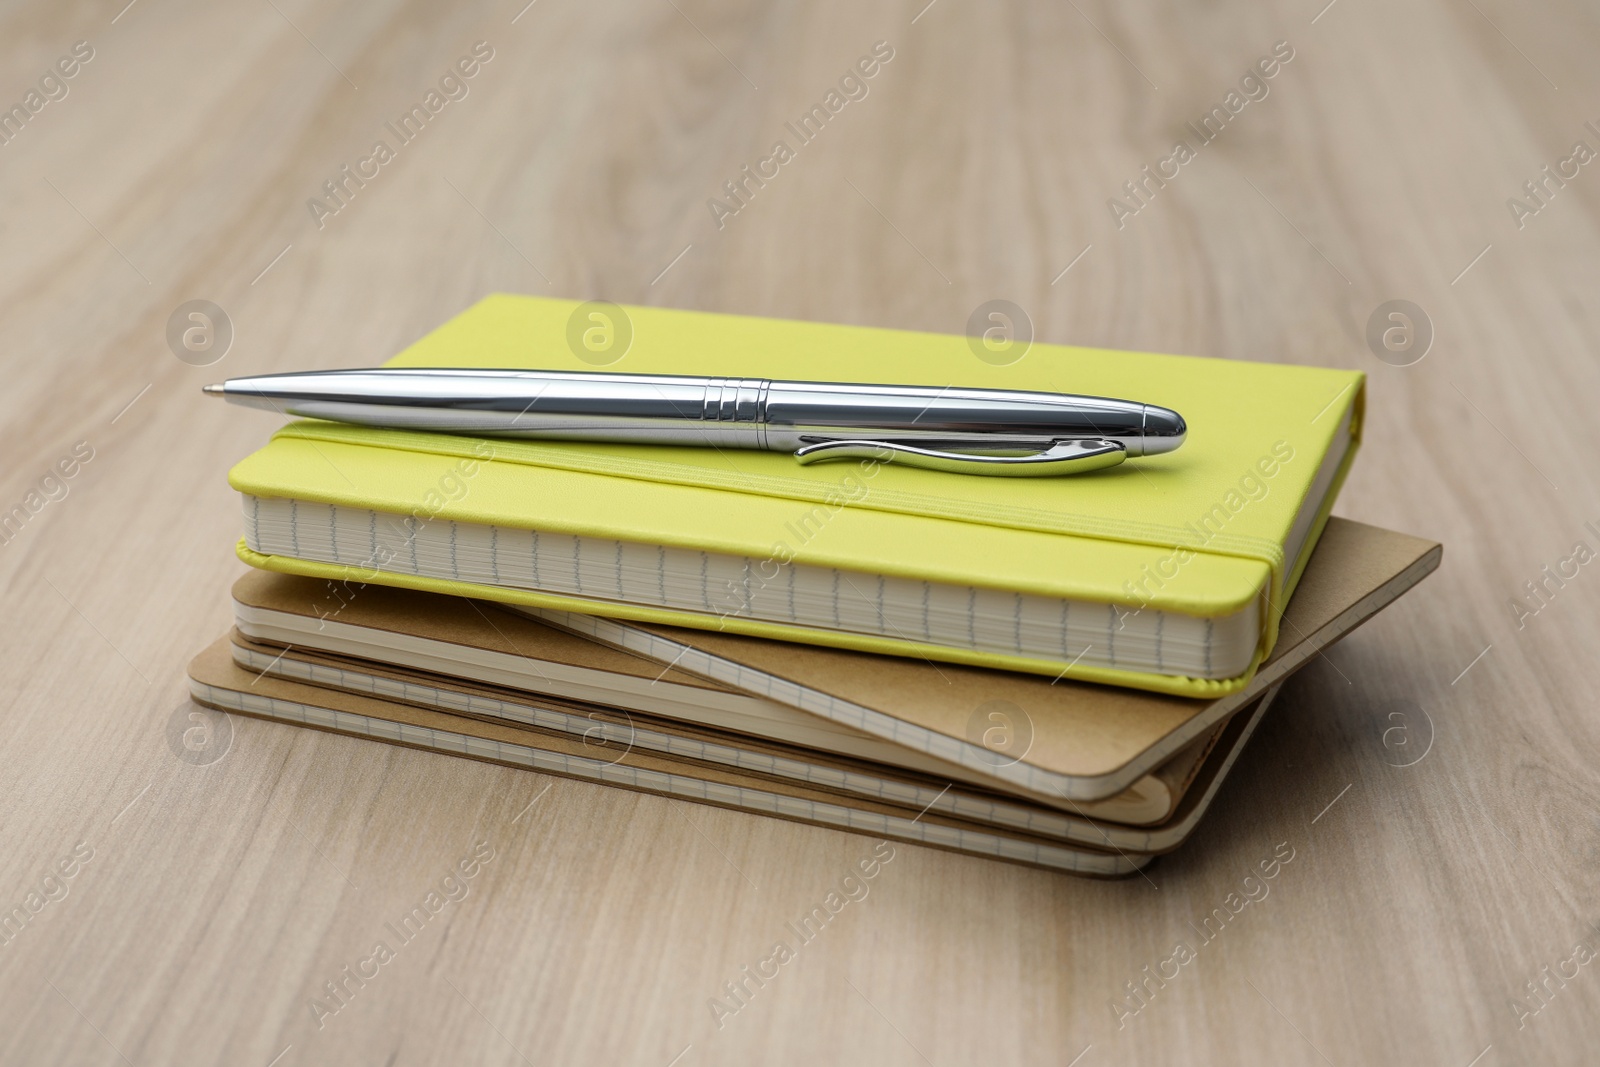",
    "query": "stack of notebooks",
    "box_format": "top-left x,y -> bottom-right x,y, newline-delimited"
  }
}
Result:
188,296 -> 1440,876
